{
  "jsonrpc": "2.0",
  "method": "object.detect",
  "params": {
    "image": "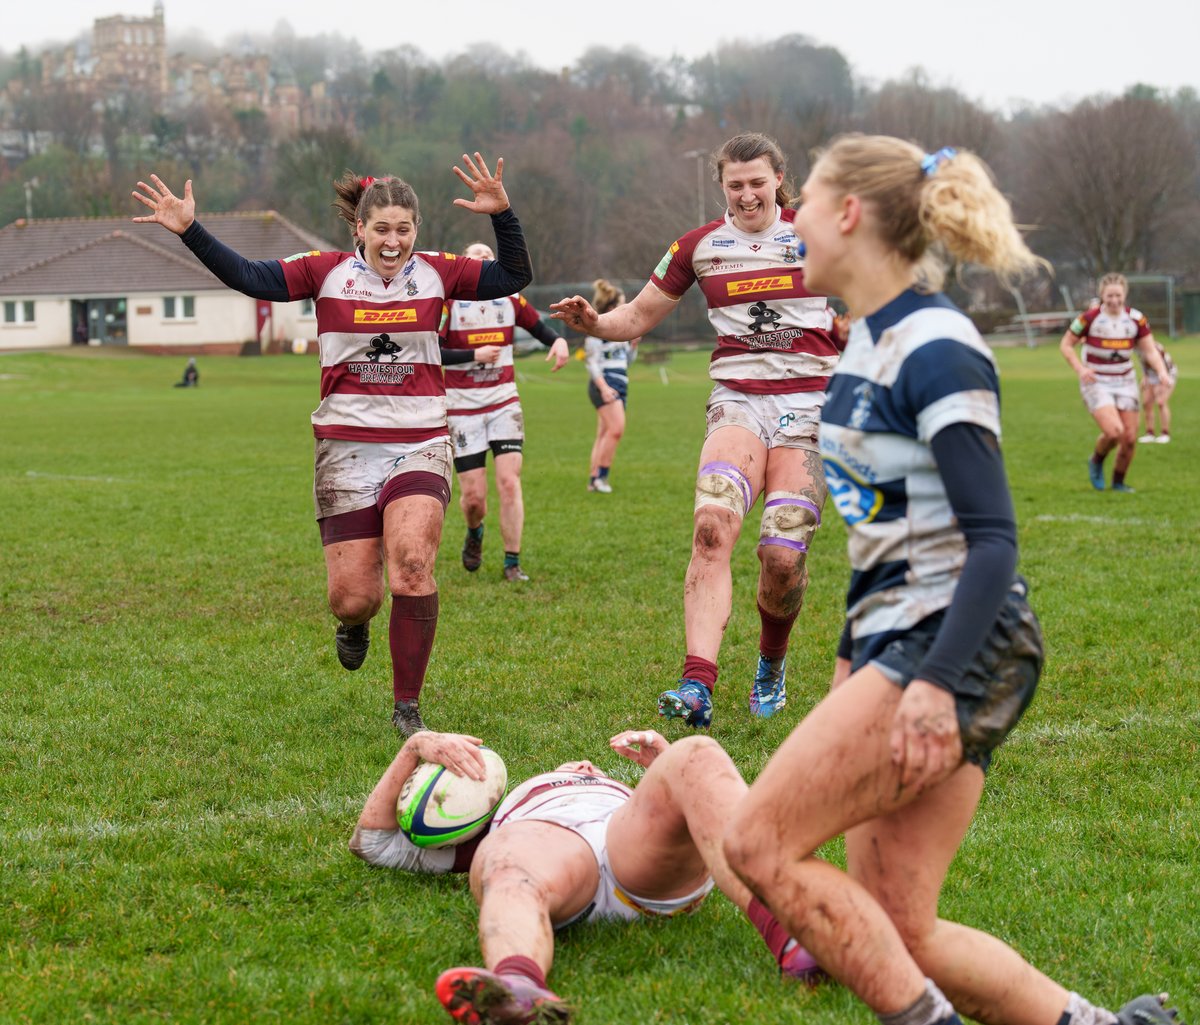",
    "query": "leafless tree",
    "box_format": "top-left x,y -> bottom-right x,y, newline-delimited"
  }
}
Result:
1020,95 -> 1198,276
